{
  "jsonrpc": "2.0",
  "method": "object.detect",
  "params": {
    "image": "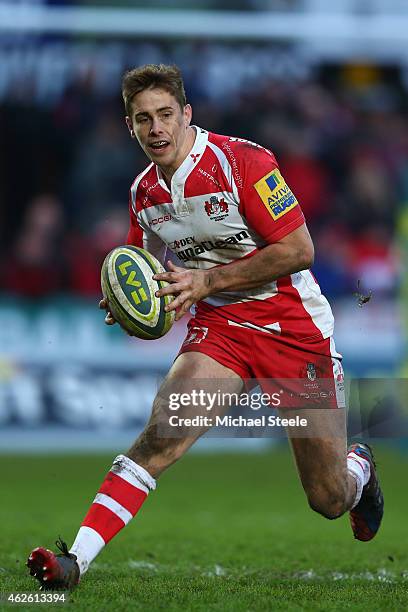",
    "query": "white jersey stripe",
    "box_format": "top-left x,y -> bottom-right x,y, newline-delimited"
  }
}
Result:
329,336 -> 342,360
207,141 -> 239,202
227,320 -> 281,334
93,493 -> 133,525
290,270 -> 334,339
